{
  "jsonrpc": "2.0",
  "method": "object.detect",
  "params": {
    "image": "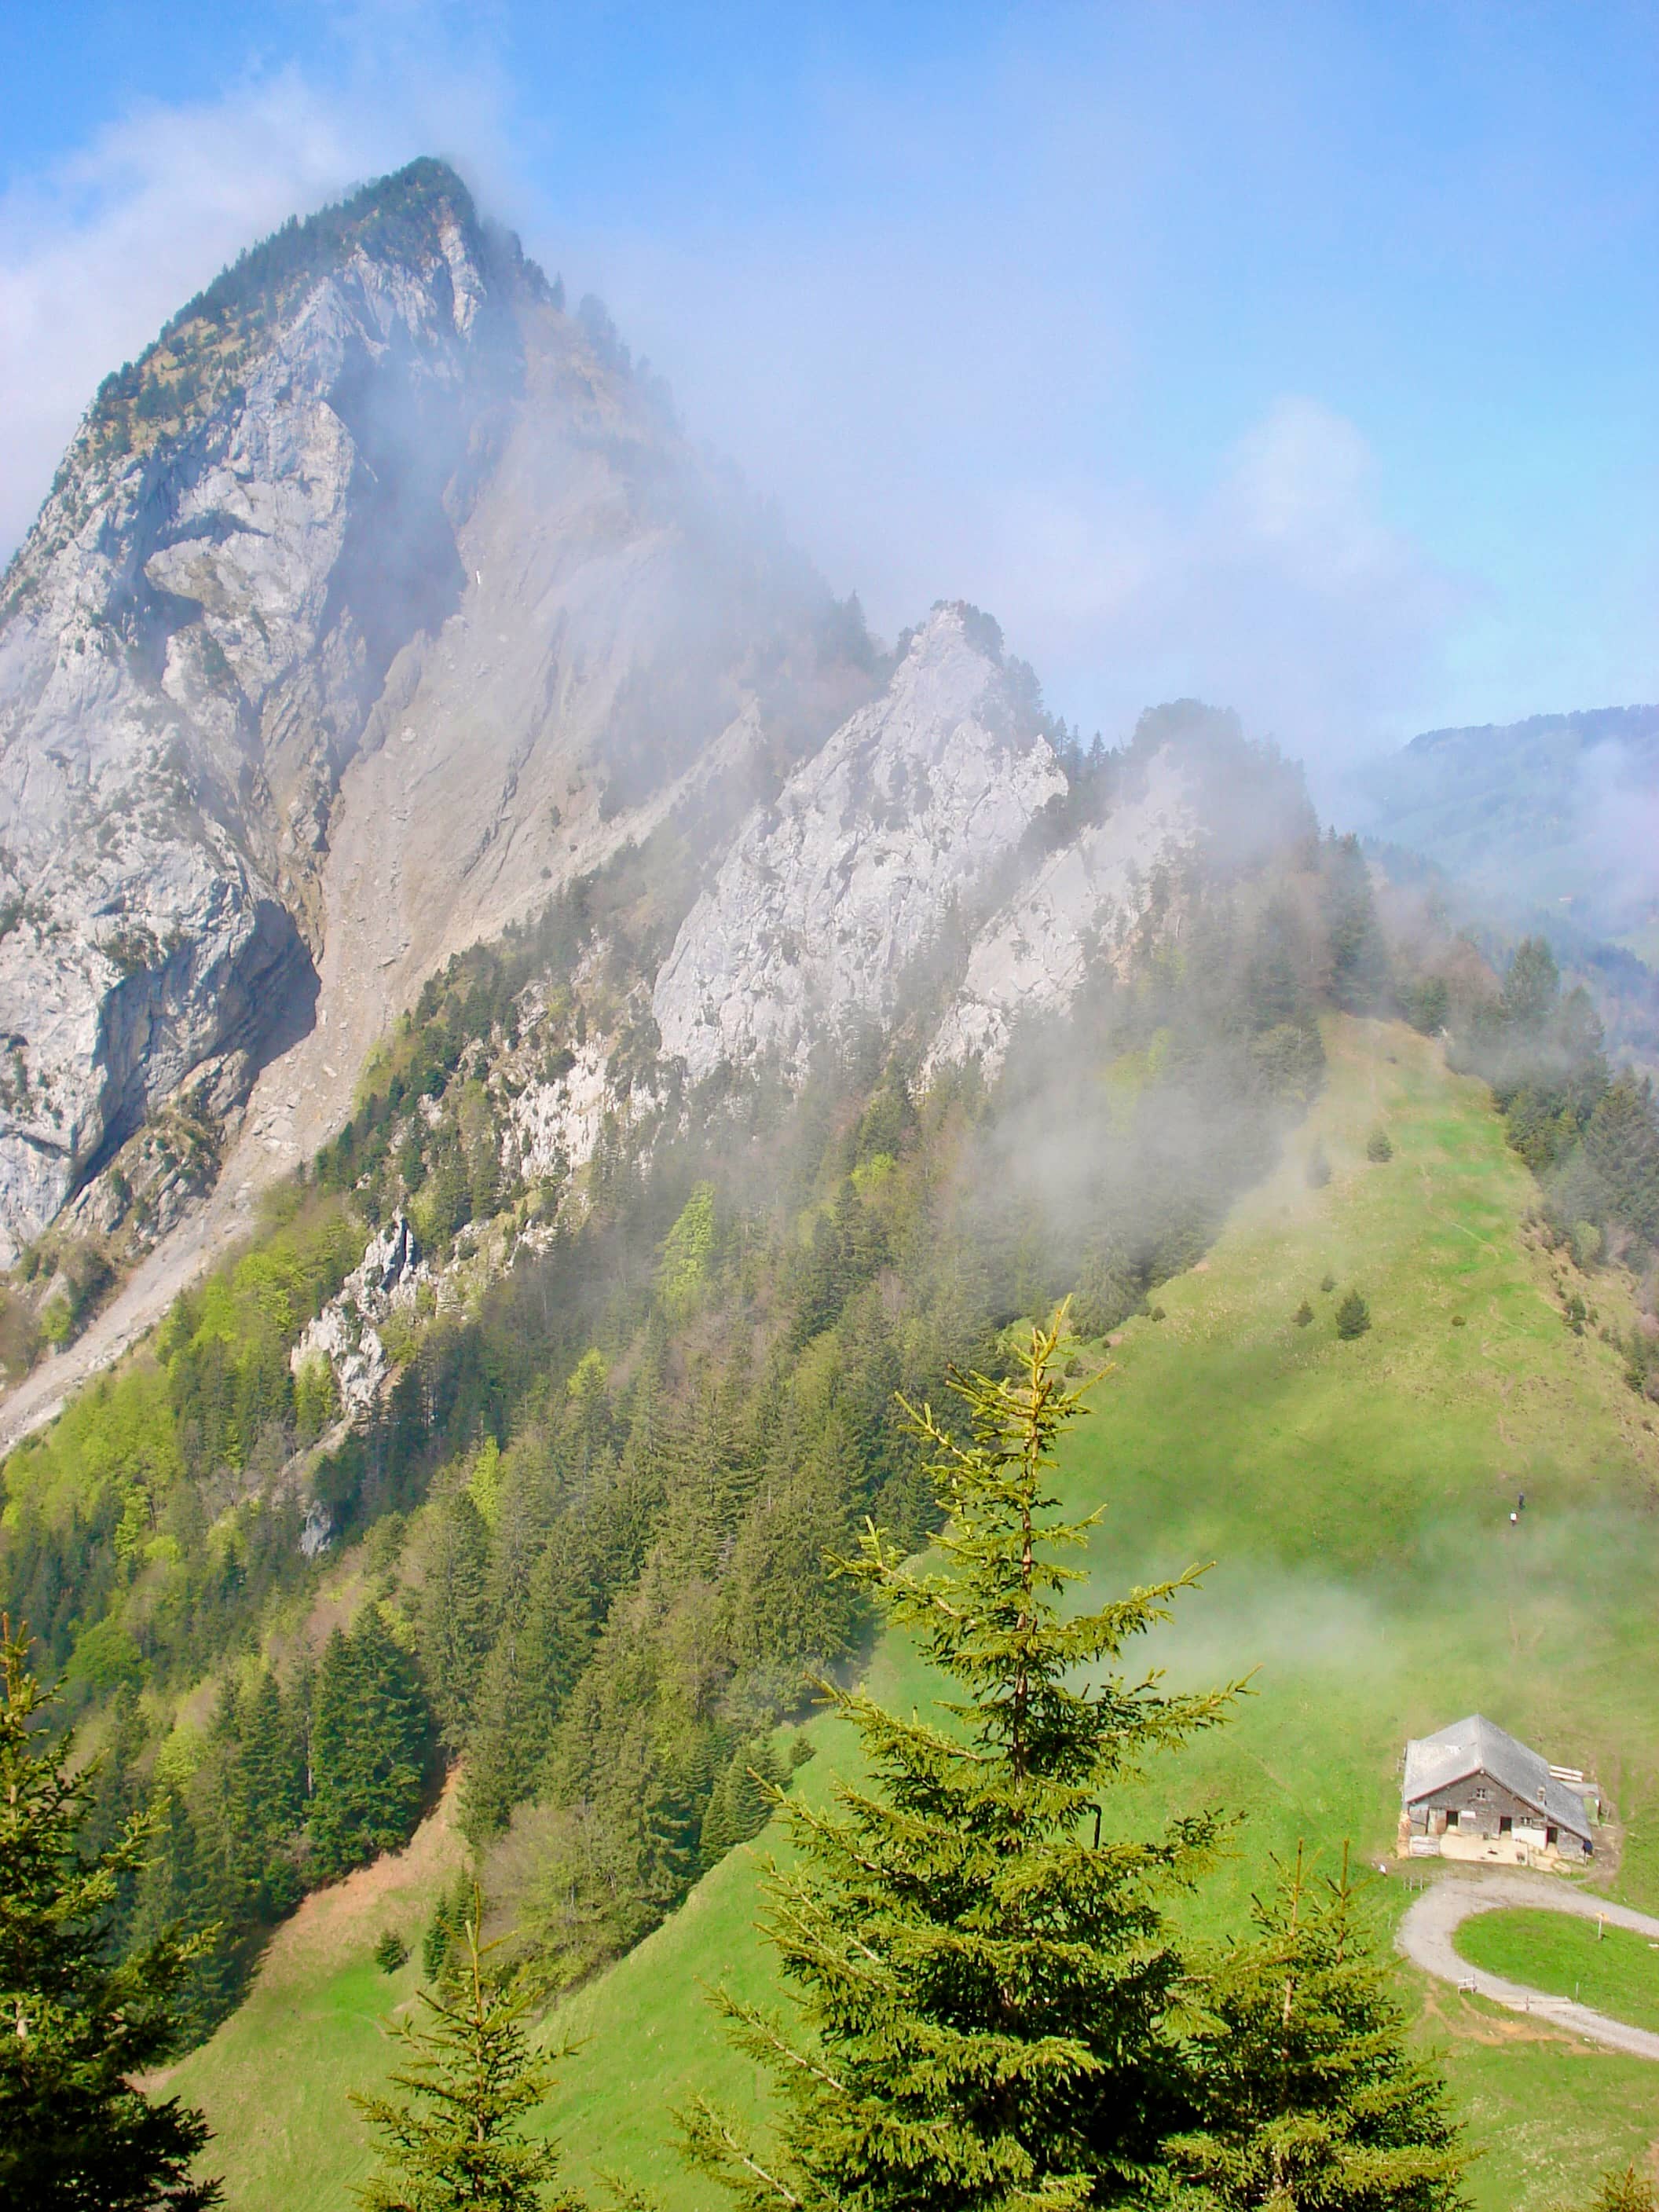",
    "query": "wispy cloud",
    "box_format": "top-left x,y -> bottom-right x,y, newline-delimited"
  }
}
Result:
591,204 -> 1461,775
0,31 -> 515,561
4,4 -> 1639,778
